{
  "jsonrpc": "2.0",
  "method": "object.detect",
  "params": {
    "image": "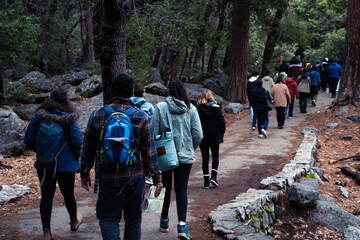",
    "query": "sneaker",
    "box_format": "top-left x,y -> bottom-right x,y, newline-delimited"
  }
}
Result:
145,176 -> 153,185
252,126 -> 256,130
289,116 -> 293,119
261,129 -> 267,138
258,134 -> 264,138
312,99 -> 316,106
70,213 -> 83,231
43,228 -> 54,240
178,224 -> 190,240
160,217 -> 169,233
